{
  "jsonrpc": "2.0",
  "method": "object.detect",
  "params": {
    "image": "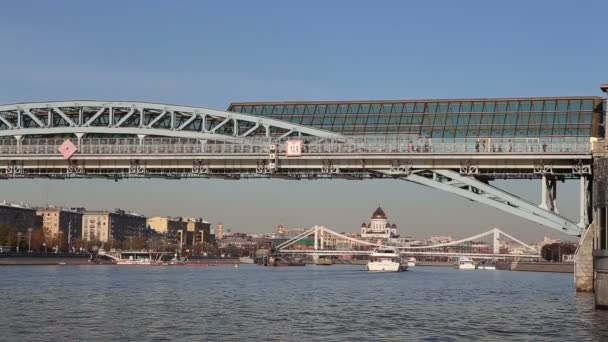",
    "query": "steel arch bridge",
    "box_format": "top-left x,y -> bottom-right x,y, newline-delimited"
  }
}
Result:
0,101 -> 343,142
0,101 -> 593,236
